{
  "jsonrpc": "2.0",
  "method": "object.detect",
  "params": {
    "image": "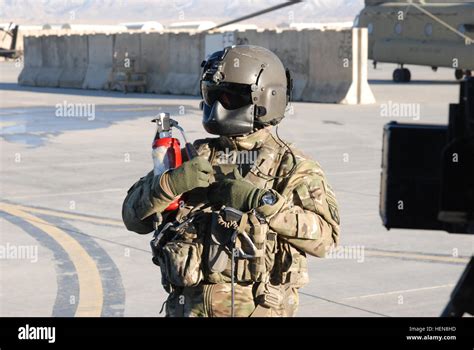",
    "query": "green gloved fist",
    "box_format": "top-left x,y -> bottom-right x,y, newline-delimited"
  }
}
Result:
209,179 -> 266,212
166,157 -> 213,196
